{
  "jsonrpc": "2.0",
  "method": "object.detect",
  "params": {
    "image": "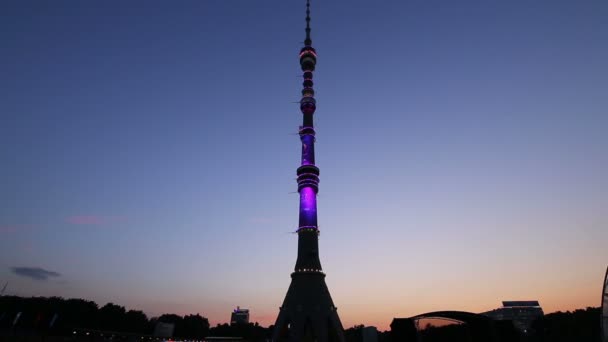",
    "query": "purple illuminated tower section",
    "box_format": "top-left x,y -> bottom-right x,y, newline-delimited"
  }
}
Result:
273,1 -> 345,341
